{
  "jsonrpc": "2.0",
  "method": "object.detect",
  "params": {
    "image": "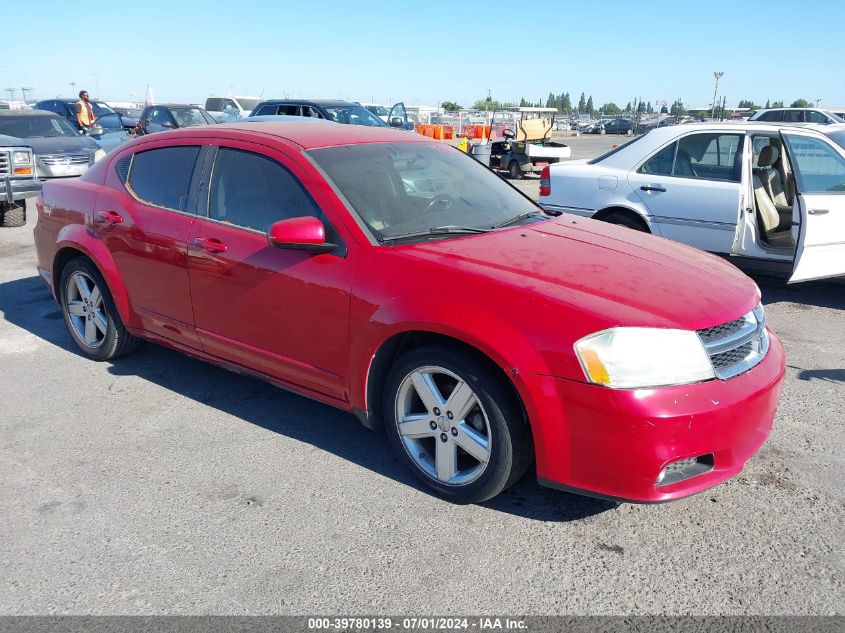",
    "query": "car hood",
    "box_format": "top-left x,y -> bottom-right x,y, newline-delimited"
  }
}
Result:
399,217 -> 759,331
27,136 -> 99,156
